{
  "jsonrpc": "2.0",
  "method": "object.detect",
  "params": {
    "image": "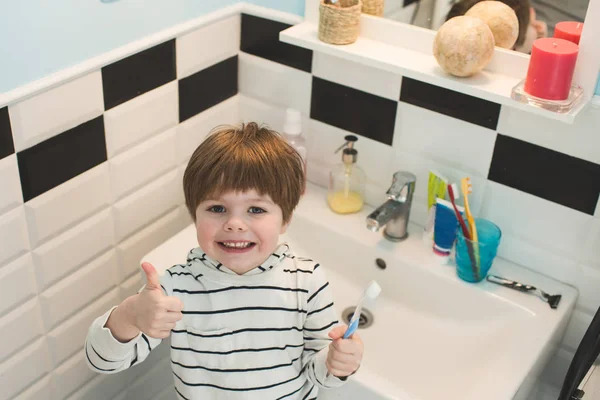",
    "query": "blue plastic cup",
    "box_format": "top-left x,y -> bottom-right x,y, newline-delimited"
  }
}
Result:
455,218 -> 502,283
